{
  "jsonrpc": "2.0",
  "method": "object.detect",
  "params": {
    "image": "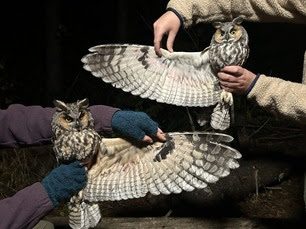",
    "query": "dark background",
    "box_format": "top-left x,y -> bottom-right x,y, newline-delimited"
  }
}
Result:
0,1 -> 168,107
